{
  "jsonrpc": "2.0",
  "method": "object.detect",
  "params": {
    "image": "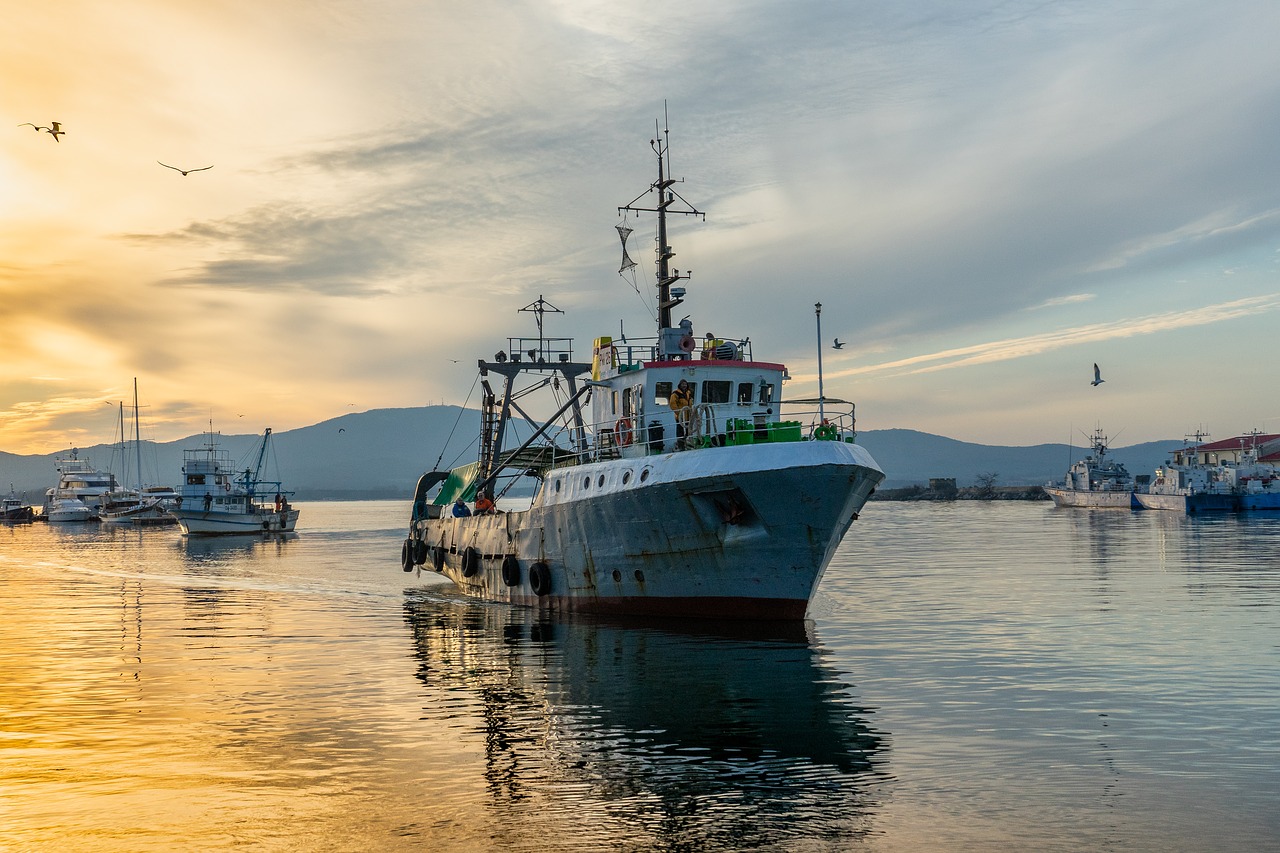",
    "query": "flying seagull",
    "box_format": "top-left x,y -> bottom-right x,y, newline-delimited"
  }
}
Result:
19,121 -> 63,141
158,161 -> 213,176
833,338 -> 845,350
1091,363 -> 1105,386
